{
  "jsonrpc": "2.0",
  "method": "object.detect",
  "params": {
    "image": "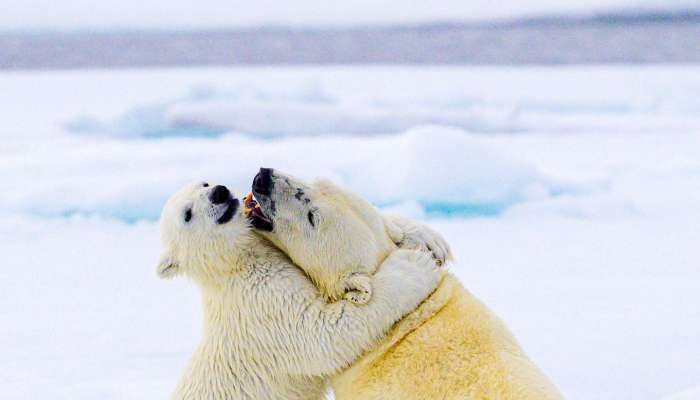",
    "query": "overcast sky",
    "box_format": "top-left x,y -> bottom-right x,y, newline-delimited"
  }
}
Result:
0,0 -> 696,31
